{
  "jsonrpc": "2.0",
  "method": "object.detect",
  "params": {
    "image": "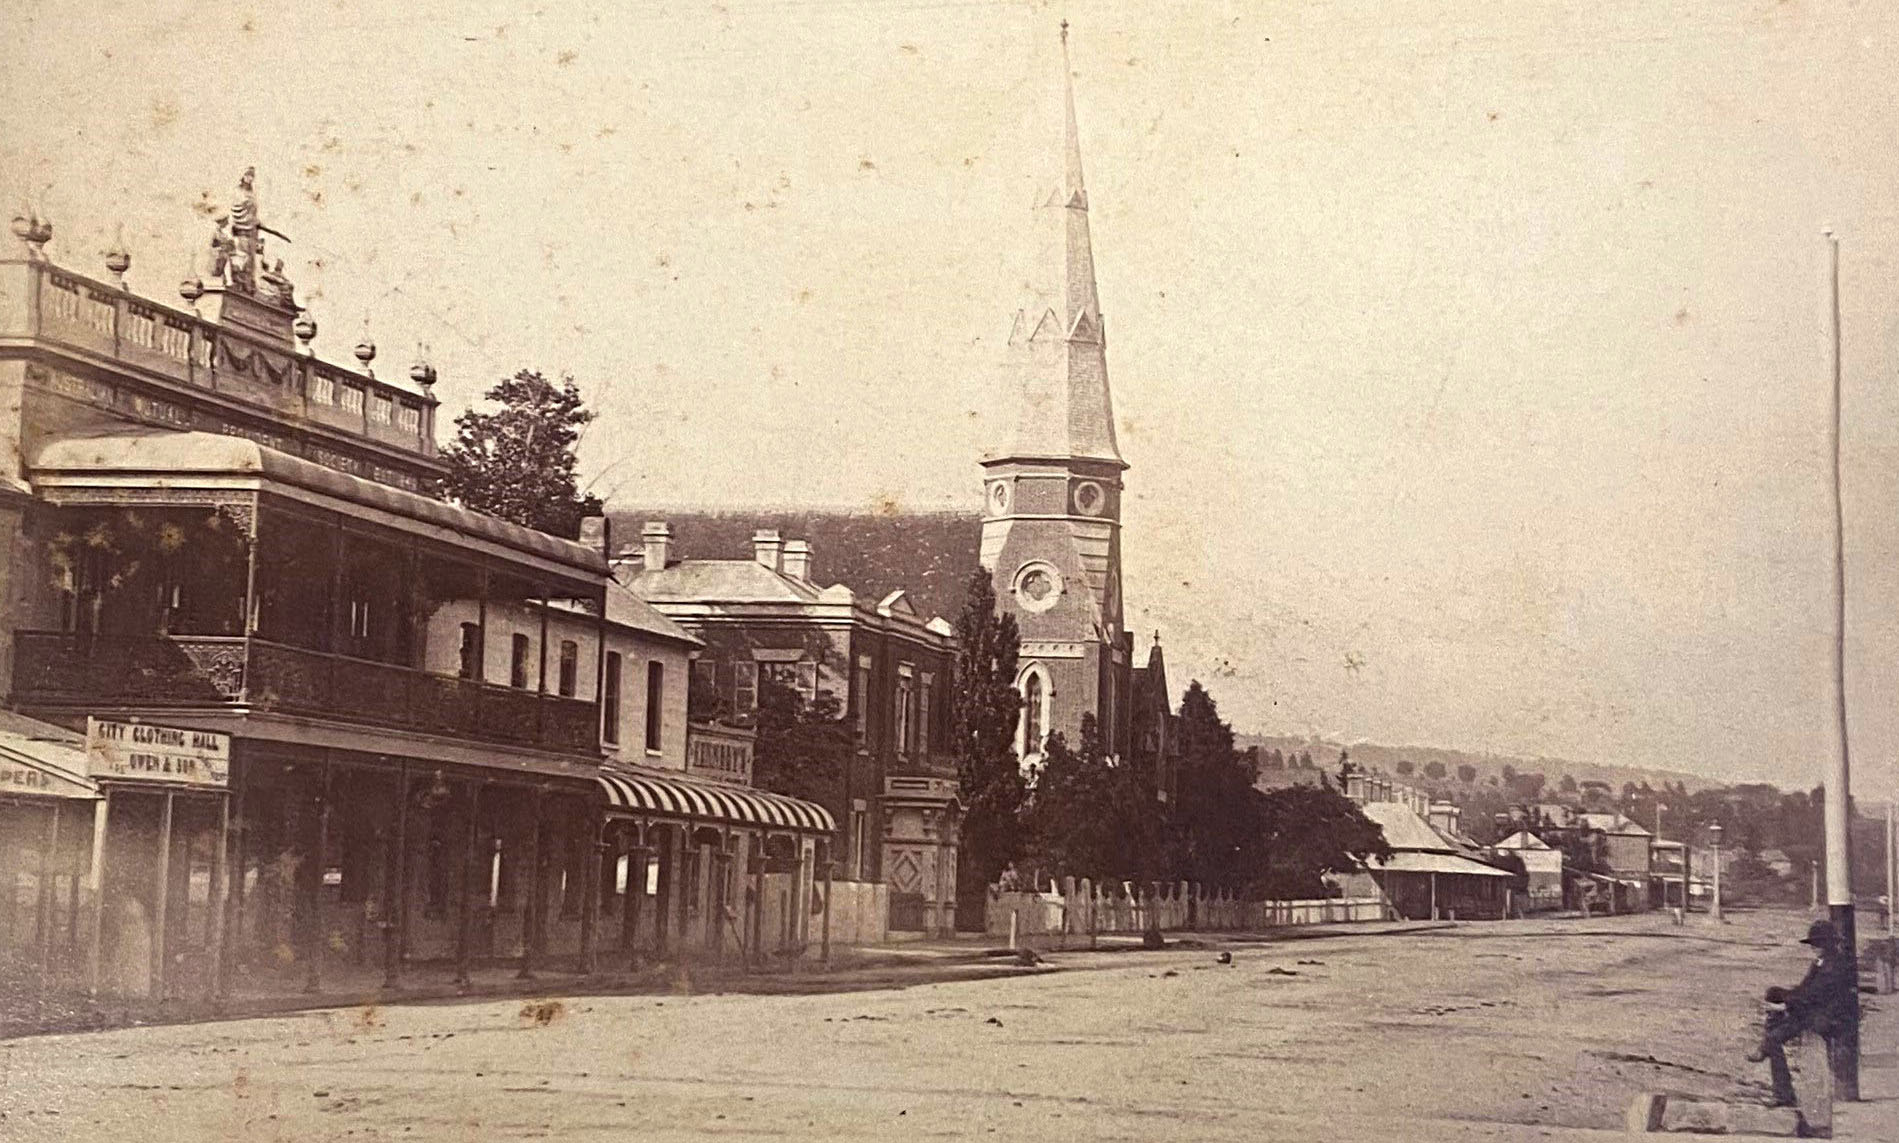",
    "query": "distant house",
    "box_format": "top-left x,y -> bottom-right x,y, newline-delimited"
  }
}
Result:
1347,797 -> 1514,920
1649,839 -> 1689,909
1568,812 -> 1654,913
1758,848 -> 1795,878
1493,831 -> 1564,911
